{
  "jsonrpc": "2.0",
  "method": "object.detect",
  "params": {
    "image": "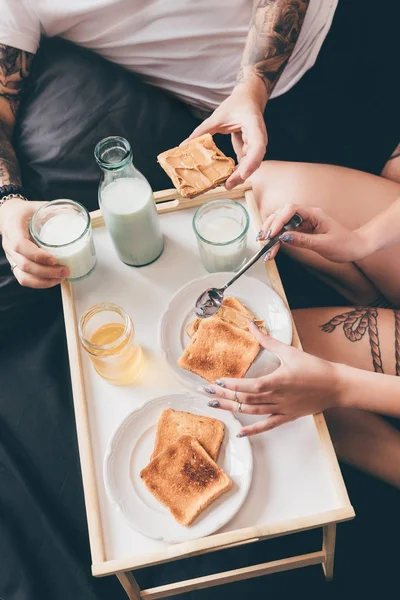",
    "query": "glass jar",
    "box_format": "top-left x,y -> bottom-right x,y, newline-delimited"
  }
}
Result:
79,303 -> 143,385
94,136 -> 164,266
193,199 -> 249,273
30,199 -> 96,281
